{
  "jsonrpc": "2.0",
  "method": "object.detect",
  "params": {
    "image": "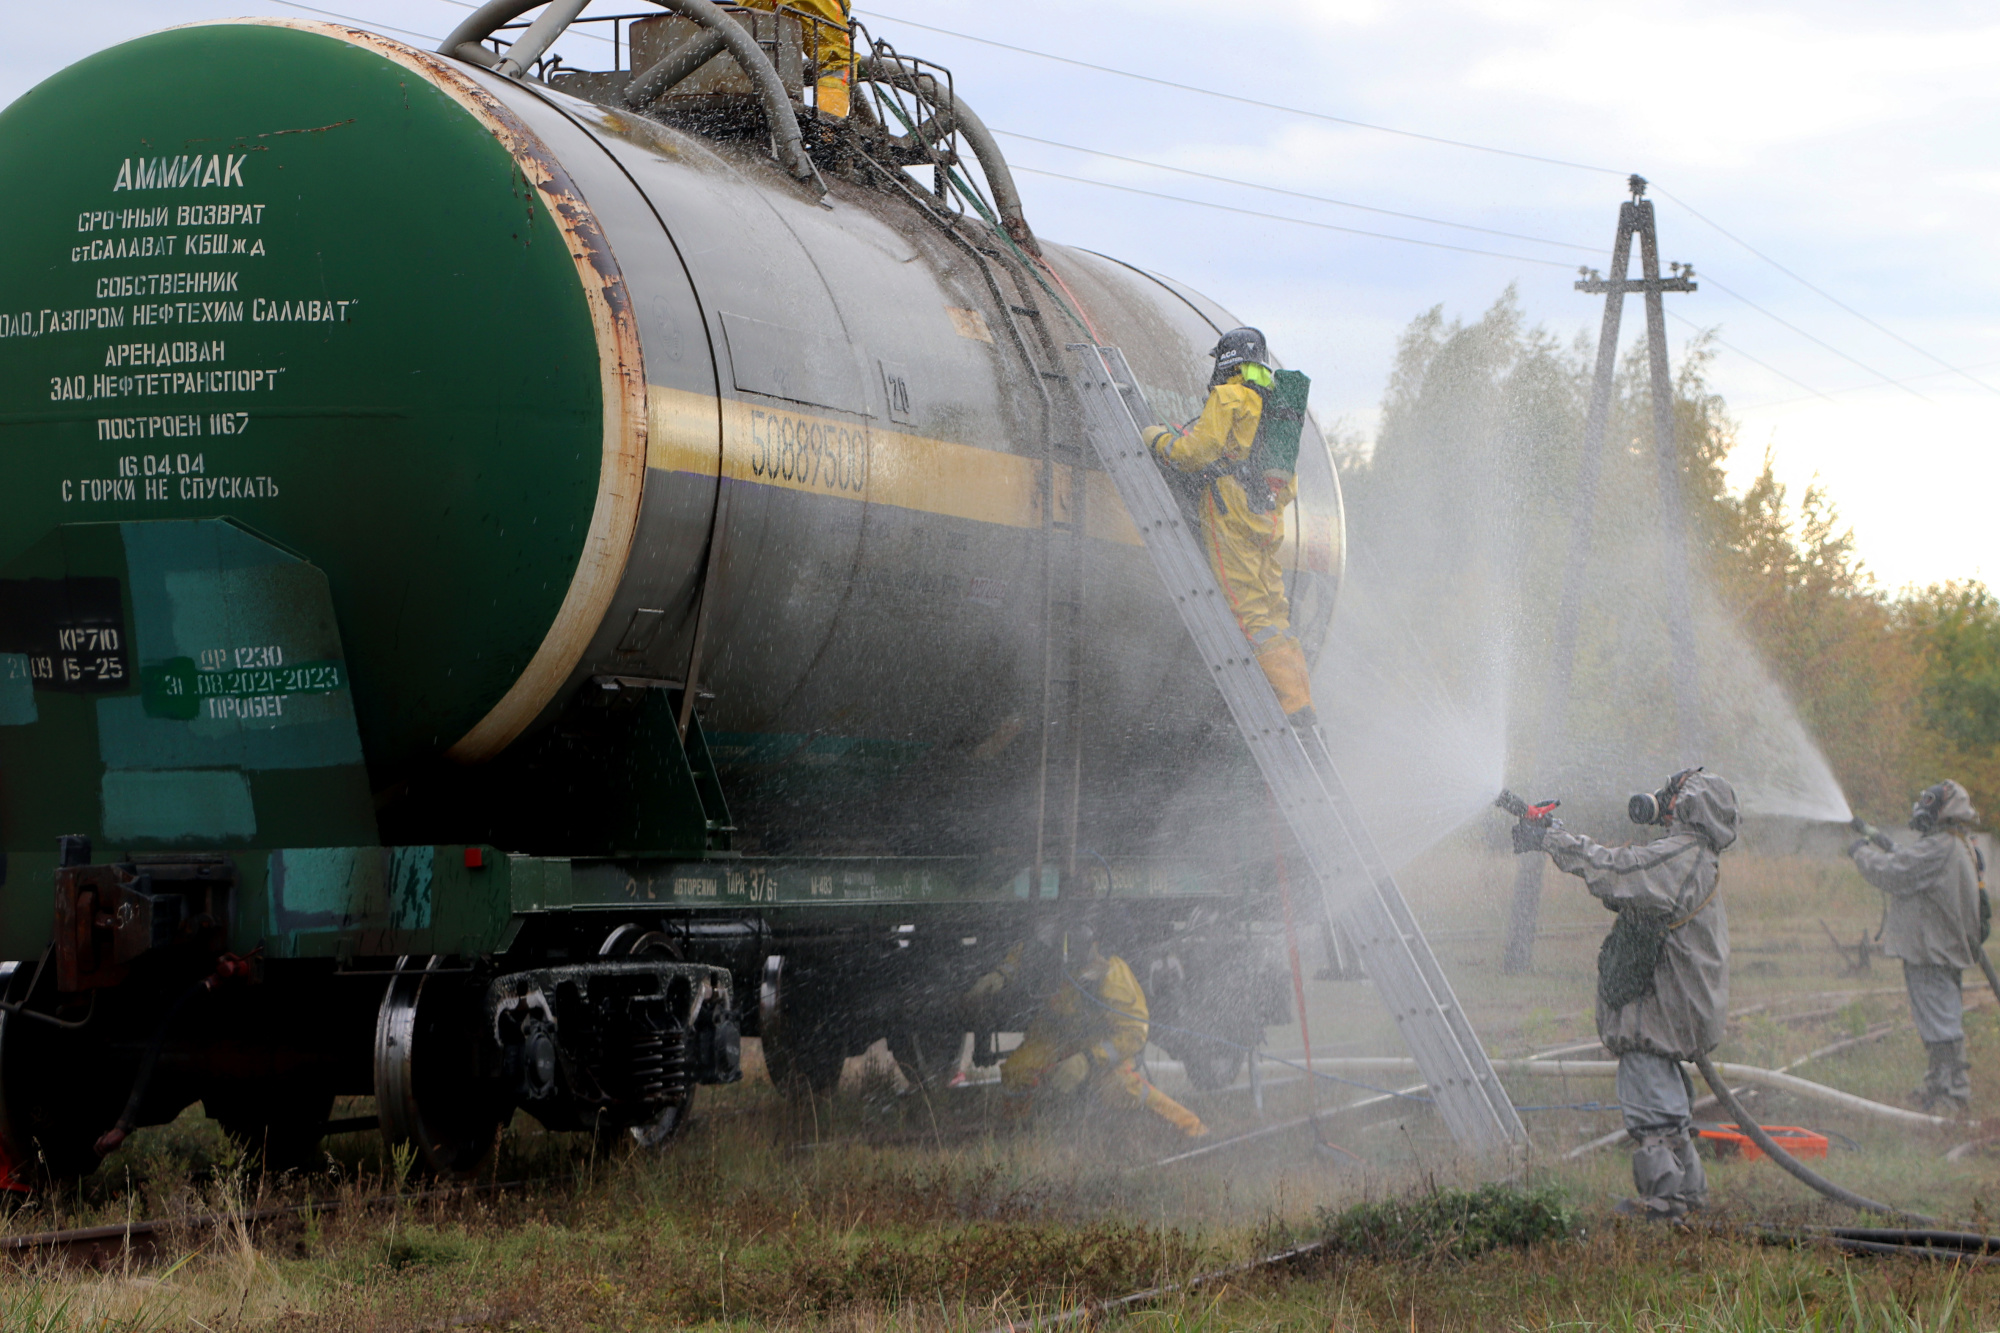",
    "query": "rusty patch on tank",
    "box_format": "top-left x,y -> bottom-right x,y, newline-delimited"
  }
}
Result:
218,20 -> 650,764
